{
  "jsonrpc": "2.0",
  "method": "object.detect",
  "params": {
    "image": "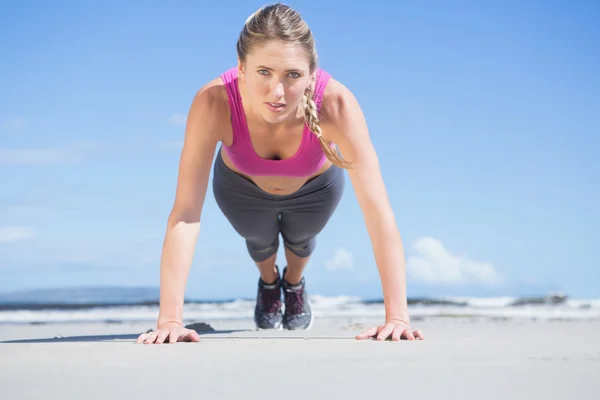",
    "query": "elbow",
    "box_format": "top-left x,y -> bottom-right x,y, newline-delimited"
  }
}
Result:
167,206 -> 201,228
